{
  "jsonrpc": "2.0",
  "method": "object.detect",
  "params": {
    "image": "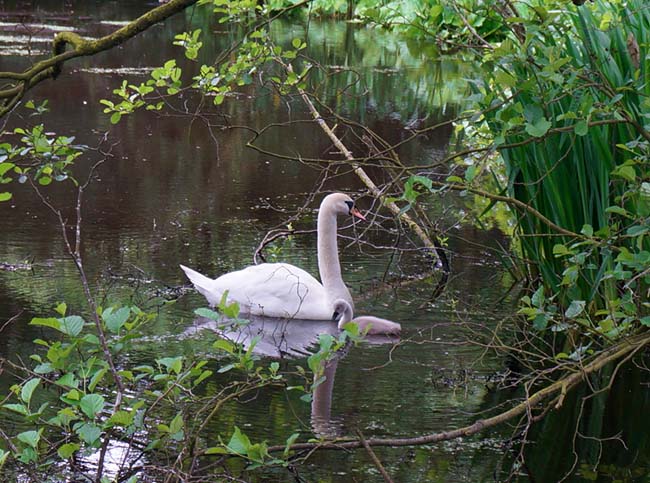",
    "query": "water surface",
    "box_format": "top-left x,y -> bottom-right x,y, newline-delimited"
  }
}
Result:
0,2 -> 623,482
